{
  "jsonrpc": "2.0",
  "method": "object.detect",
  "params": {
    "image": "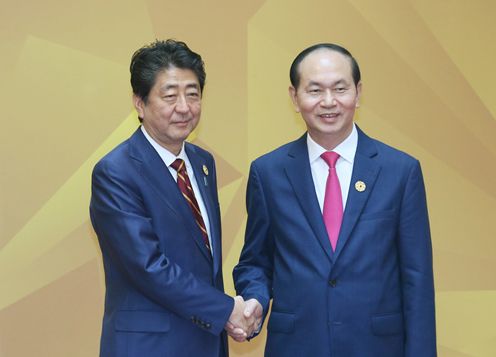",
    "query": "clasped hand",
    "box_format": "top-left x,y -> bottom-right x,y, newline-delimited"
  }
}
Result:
225,296 -> 262,342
